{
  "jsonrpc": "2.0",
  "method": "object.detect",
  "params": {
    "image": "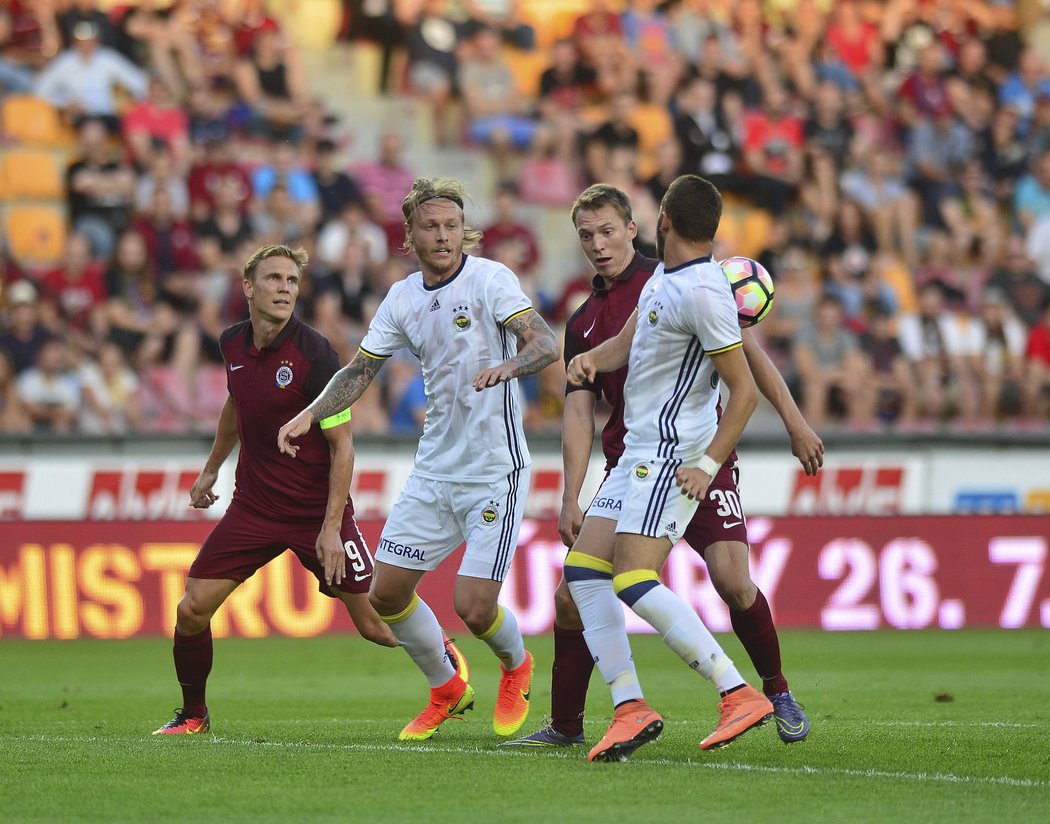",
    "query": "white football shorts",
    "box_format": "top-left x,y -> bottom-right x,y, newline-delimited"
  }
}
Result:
375,466 -> 531,581
611,456 -> 699,544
